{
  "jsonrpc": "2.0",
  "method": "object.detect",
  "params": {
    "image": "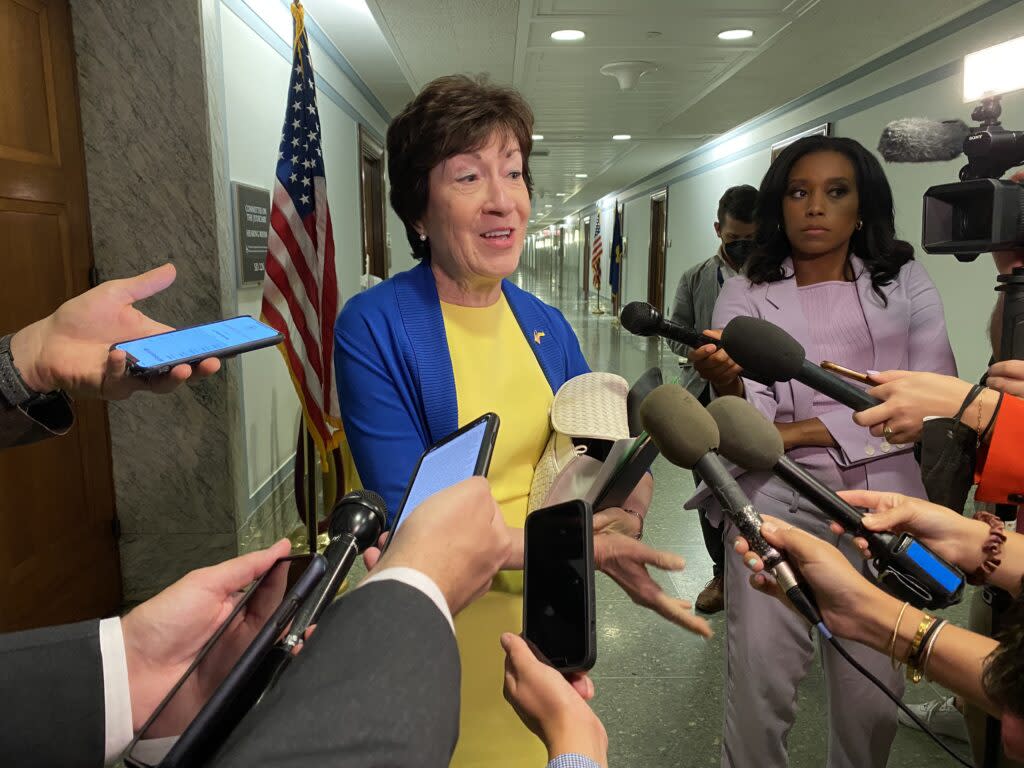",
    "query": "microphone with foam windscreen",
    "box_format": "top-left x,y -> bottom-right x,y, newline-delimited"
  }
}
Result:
720,316 -> 881,412
283,489 -> 387,649
877,118 -> 970,163
639,384 -> 821,624
706,395 -> 964,610
620,301 -> 717,350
